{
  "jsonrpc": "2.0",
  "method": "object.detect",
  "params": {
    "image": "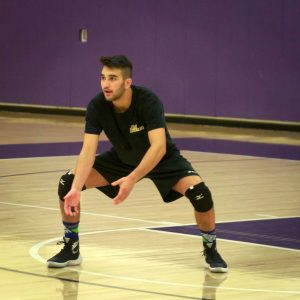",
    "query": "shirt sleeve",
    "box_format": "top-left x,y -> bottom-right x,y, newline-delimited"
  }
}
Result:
142,94 -> 166,131
84,100 -> 103,135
